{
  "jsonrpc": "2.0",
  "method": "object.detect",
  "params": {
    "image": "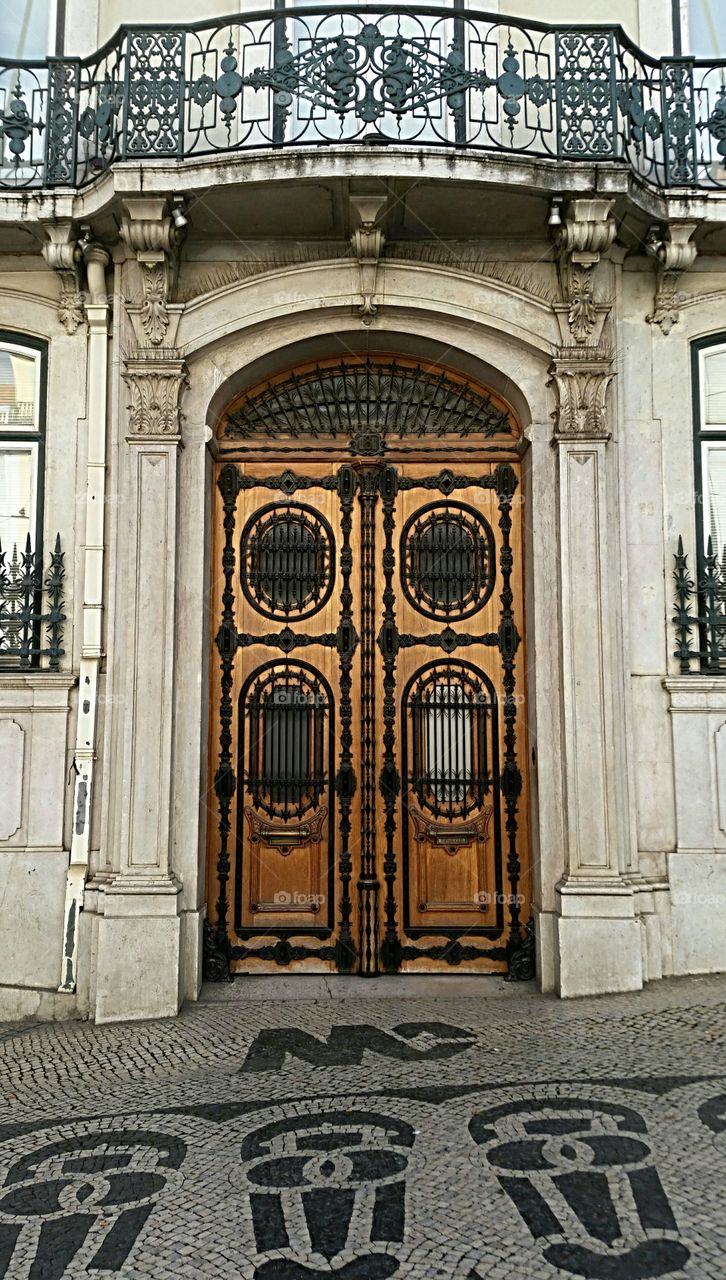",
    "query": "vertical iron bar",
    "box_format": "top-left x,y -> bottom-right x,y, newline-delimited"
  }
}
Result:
357,464 -> 381,976
378,465 -> 401,973
672,535 -> 696,672
334,463 -> 358,973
